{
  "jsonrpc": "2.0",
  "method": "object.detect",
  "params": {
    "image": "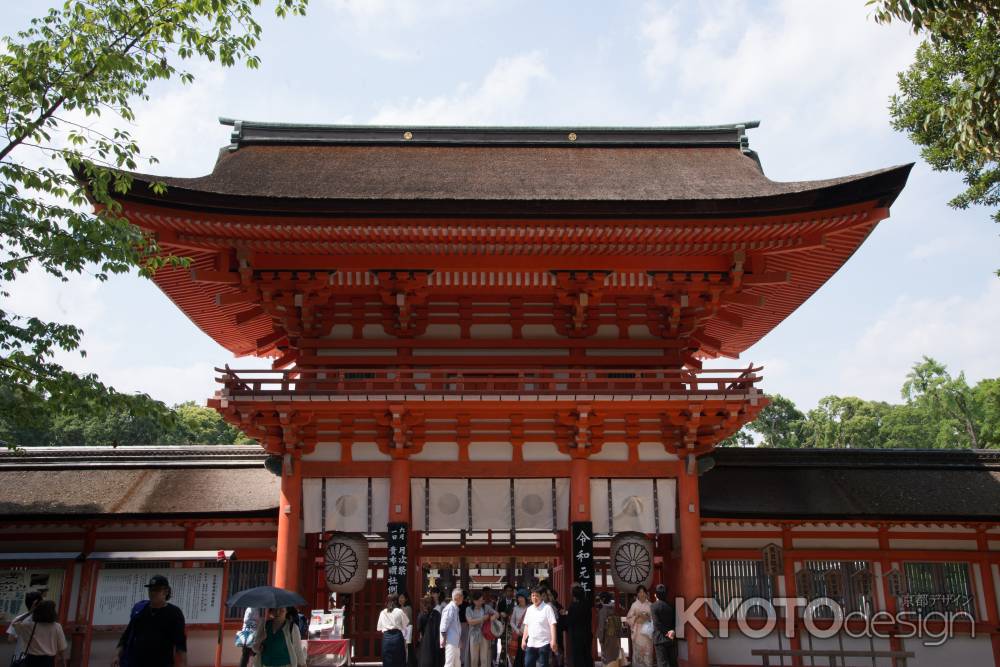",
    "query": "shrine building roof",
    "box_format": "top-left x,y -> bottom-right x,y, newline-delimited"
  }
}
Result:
98,119 -> 913,359
114,118 -> 912,217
